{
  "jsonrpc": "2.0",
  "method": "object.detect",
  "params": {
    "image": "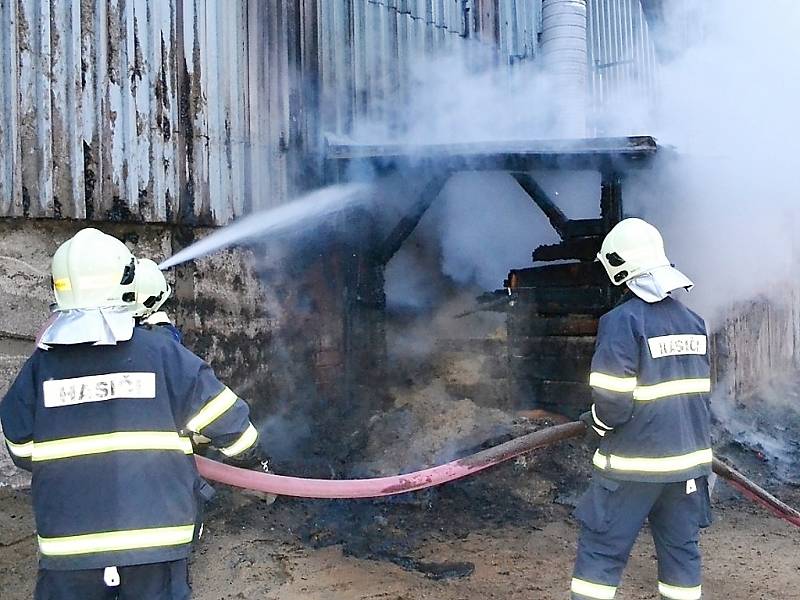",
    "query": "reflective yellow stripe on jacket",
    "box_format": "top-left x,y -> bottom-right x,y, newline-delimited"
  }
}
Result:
590,372 -> 711,402
589,372 -> 637,393
593,448 -> 712,474
570,577 -> 617,599
186,387 -> 239,433
5,438 -> 34,458
38,524 -> 195,557
632,378 -> 711,401
220,423 -> 258,457
29,432 -> 193,462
